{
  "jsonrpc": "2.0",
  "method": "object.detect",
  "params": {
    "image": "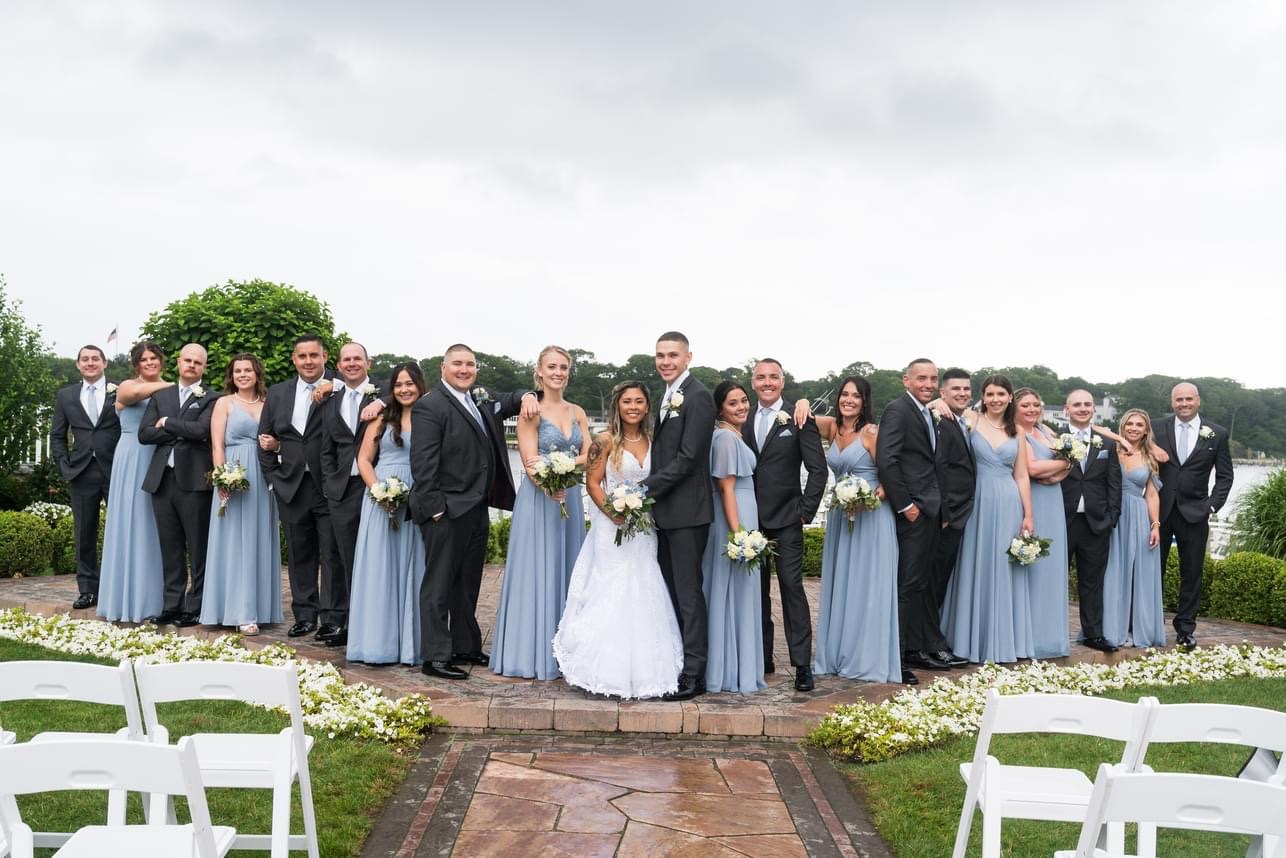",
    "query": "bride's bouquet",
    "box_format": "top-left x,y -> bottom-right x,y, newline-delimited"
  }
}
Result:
530,450 -> 584,519
1006,532 -> 1053,566
725,528 -> 775,573
368,476 -> 411,531
207,462 -> 249,518
602,482 -> 655,546
1050,433 -> 1090,466
829,475 -> 881,532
